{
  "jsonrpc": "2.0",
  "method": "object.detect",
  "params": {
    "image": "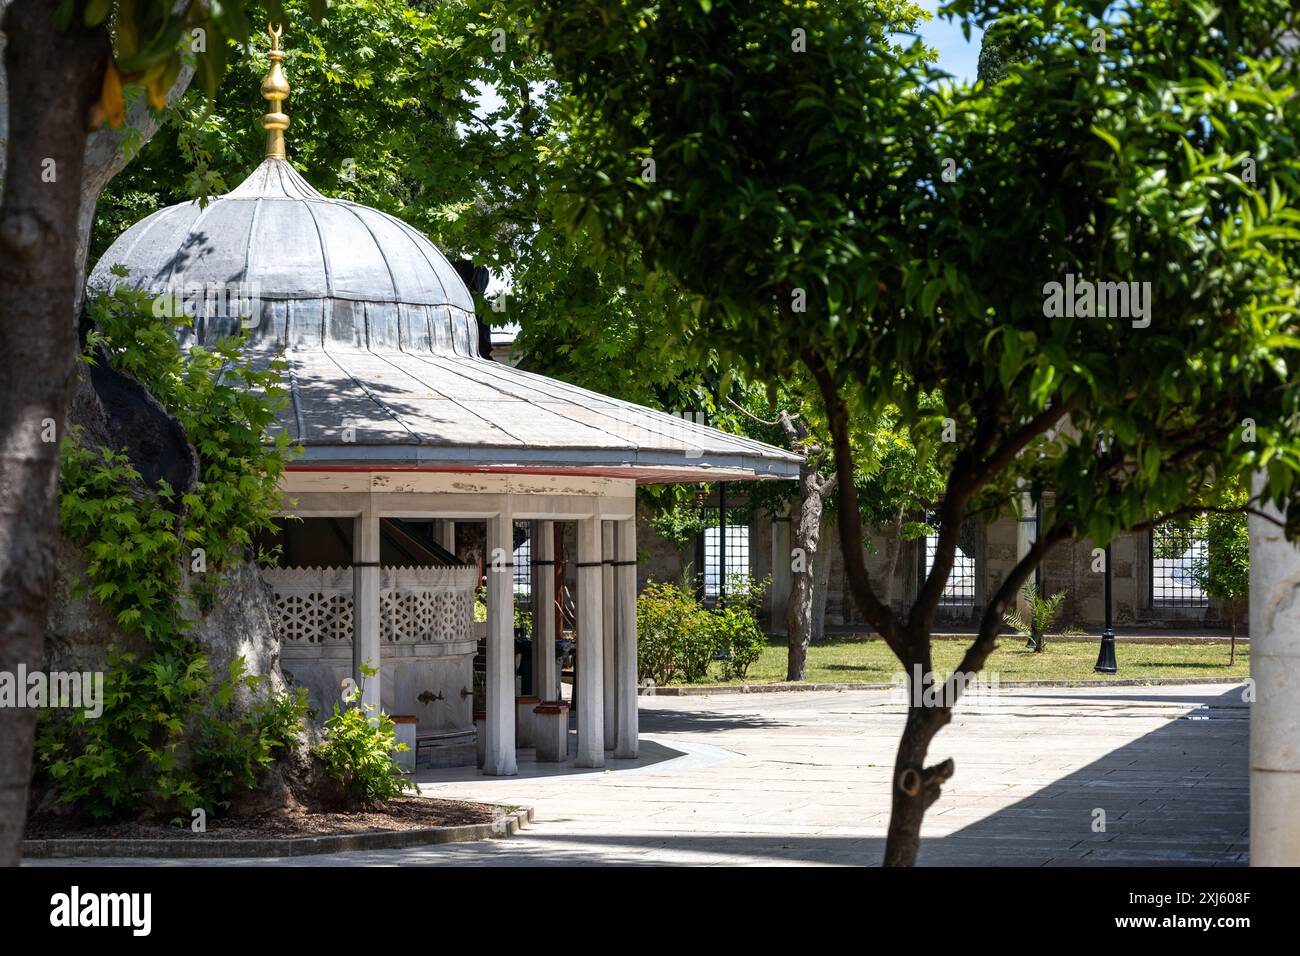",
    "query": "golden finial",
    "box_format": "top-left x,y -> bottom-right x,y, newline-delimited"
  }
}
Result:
260,23 -> 290,160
